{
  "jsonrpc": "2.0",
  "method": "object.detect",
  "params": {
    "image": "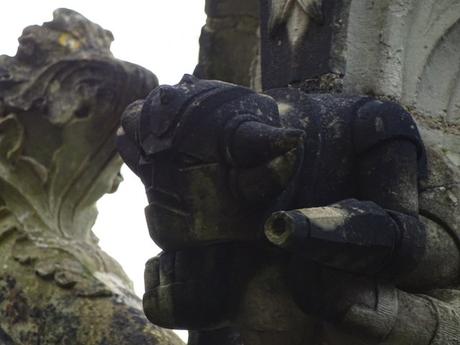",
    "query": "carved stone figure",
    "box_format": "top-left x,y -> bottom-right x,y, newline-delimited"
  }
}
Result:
117,75 -> 460,344
0,9 -> 182,344
114,0 -> 460,344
